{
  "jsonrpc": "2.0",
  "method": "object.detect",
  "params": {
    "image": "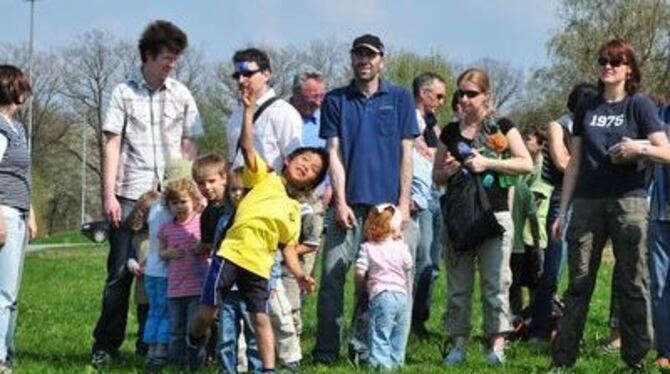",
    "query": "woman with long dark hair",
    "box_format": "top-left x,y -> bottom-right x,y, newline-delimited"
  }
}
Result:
551,38 -> 670,370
